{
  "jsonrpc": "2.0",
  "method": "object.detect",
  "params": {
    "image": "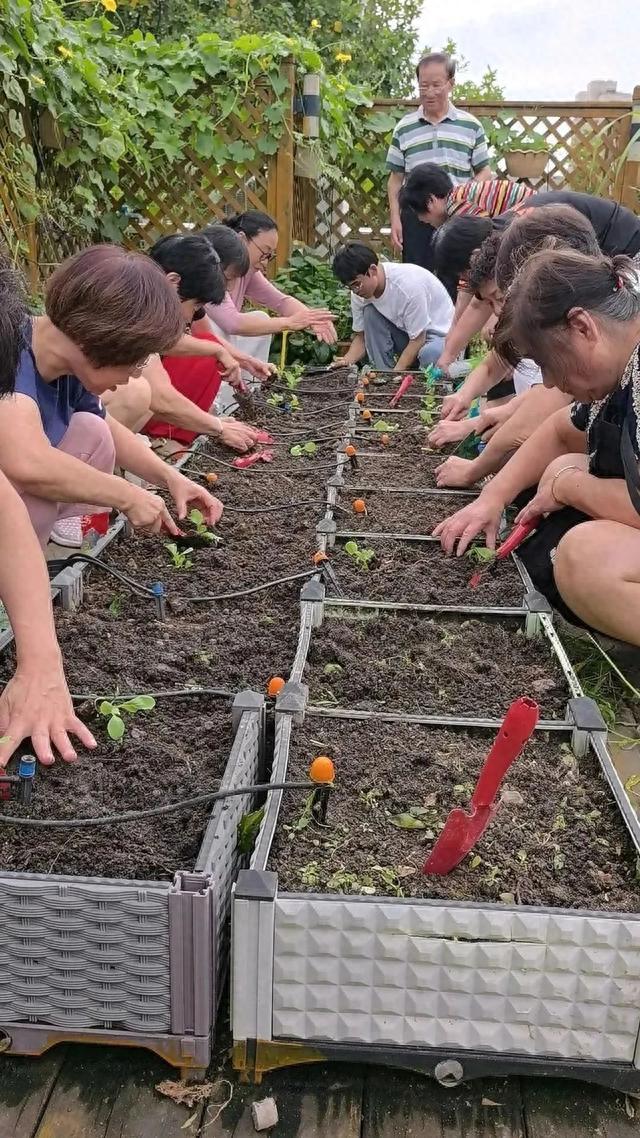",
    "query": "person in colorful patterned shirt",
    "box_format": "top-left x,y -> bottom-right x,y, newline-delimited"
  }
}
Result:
386,53 -> 491,273
399,163 -> 532,228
